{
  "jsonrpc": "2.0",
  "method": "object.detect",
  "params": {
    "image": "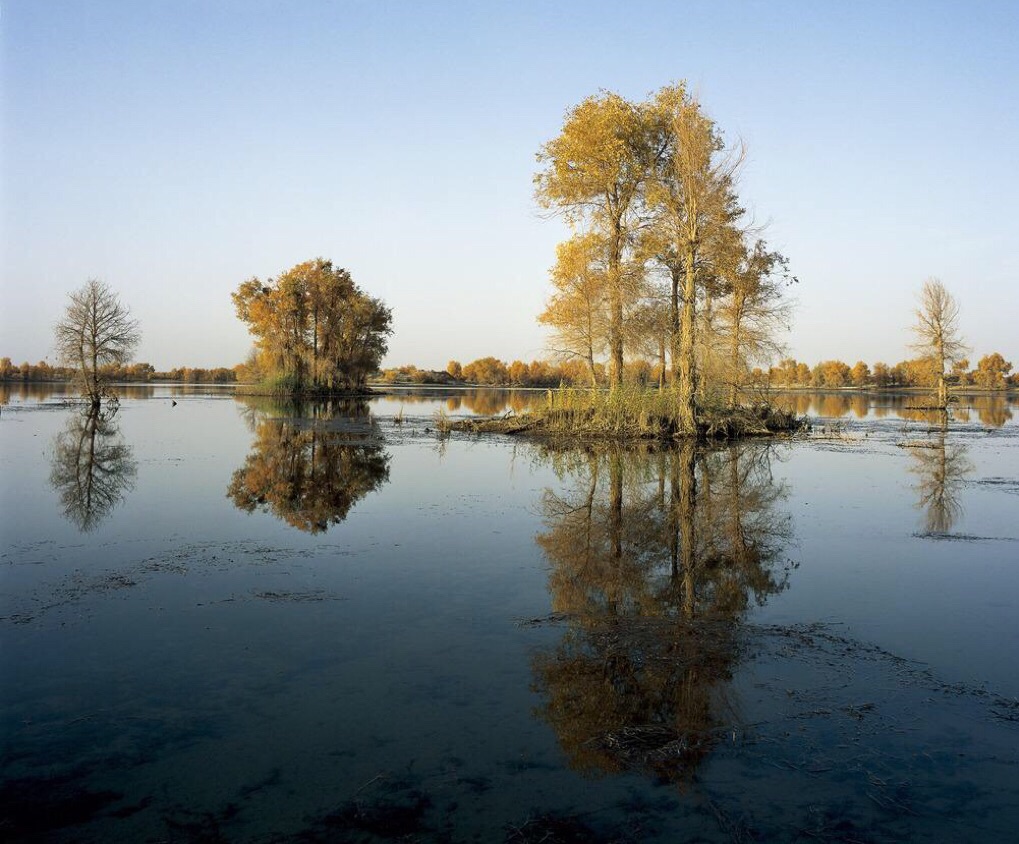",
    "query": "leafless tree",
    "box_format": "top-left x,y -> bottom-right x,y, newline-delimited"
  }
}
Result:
54,279 -> 141,407
910,278 -> 968,408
